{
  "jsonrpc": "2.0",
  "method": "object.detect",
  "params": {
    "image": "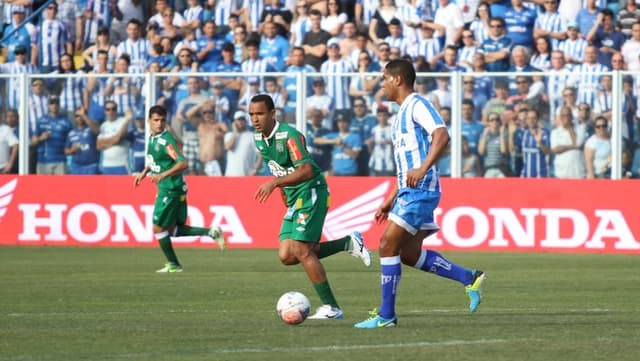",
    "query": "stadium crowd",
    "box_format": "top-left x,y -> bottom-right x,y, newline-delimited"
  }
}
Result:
0,0 -> 639,178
